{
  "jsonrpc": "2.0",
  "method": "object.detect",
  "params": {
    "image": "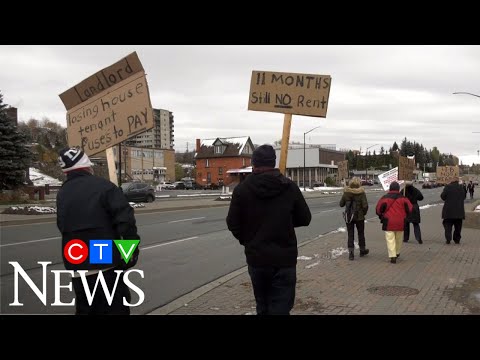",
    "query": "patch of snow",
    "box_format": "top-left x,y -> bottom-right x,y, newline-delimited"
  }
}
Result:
330,247 -> 349,259
129,202 -> 145,208
419,203 -> 440,210
297,256 -> 313,261
209,307 -> 220,311
29,167 -> 62,186
305,261 -> 320,269
474,205 -> 480,212
244,312 -> 255,315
